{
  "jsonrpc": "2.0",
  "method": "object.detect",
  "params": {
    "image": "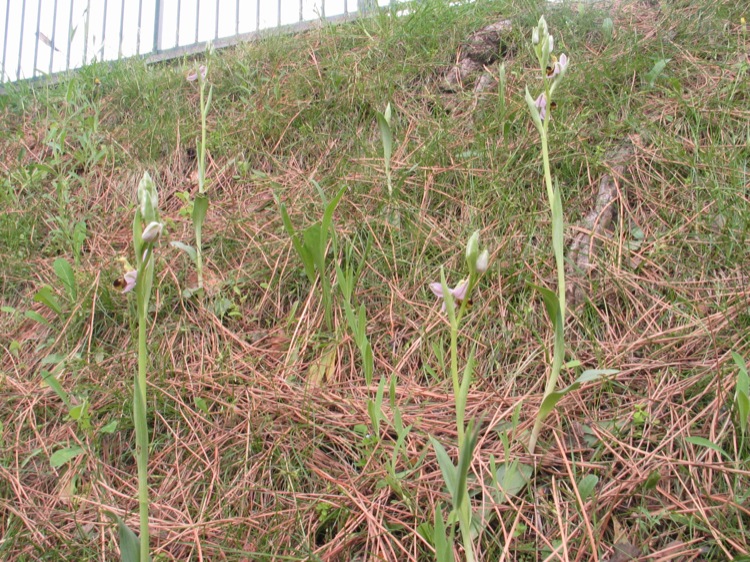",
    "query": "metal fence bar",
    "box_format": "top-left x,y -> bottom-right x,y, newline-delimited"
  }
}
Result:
214,0 -> 219,40
67,0 -> 74,68
16,0 -> 26,80
101,0 -> 108,61
154,0 -> 163,52
1,0 -> 400,87
83,0 -> 89,65
136,0 -> 143,54
118,0 -> 125,58
2,0 -> 10,80
33,0 -> 42,78
176,0 -> 182,47
194,0 -> 199,44
49,0 -> 58,74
